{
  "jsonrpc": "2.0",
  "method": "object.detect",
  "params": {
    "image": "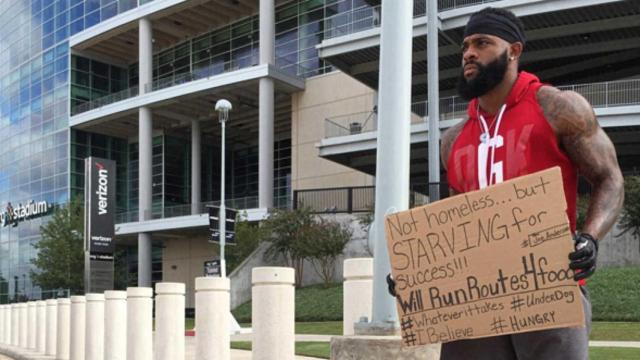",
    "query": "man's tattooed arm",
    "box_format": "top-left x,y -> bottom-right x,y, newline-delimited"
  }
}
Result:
537,86 -> 624,240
